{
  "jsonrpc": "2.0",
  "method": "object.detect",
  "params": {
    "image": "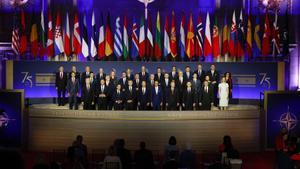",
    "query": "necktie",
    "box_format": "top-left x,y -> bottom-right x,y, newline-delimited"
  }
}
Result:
72,78 -> 75,83
87,85 -> 90,91
130,87 -> 132,92
60,72 -> 63,78
206,86 -> 208,93
143,88 -> 145,94
101,86 -> 104,92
